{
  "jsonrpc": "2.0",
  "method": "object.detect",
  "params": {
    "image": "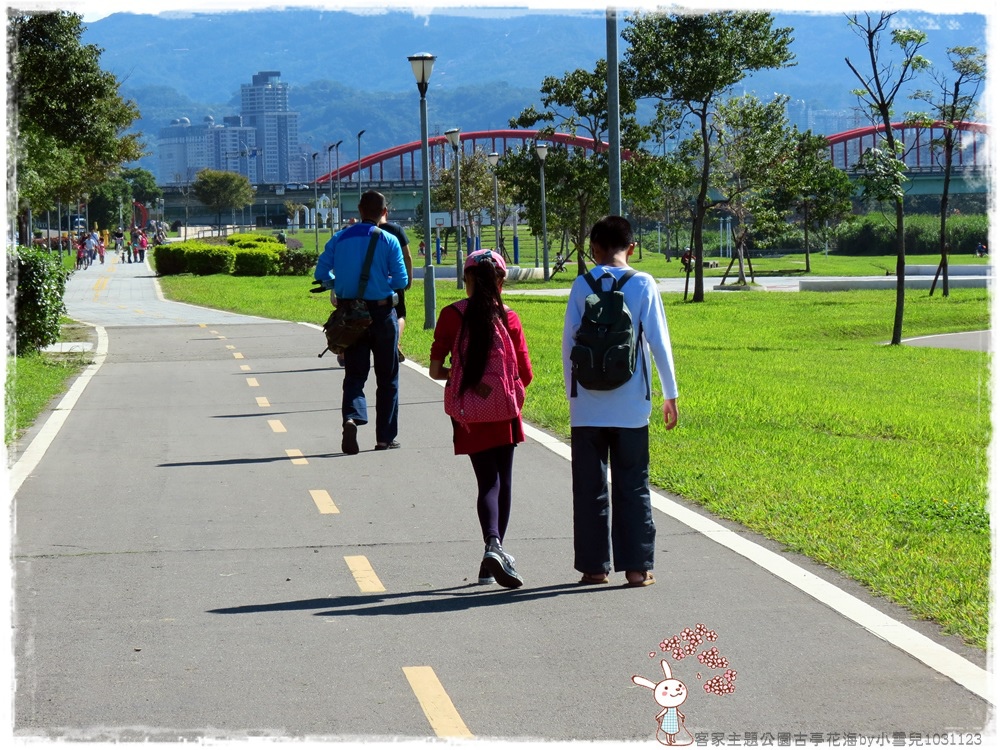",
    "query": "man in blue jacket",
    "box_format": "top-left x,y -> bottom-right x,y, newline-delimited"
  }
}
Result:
315,190 -> 409,454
